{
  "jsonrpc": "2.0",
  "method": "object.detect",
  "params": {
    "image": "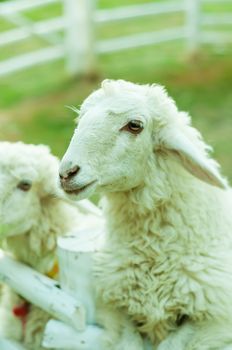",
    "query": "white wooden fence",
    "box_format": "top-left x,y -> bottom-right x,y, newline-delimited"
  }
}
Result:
0,0 -> 231,77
